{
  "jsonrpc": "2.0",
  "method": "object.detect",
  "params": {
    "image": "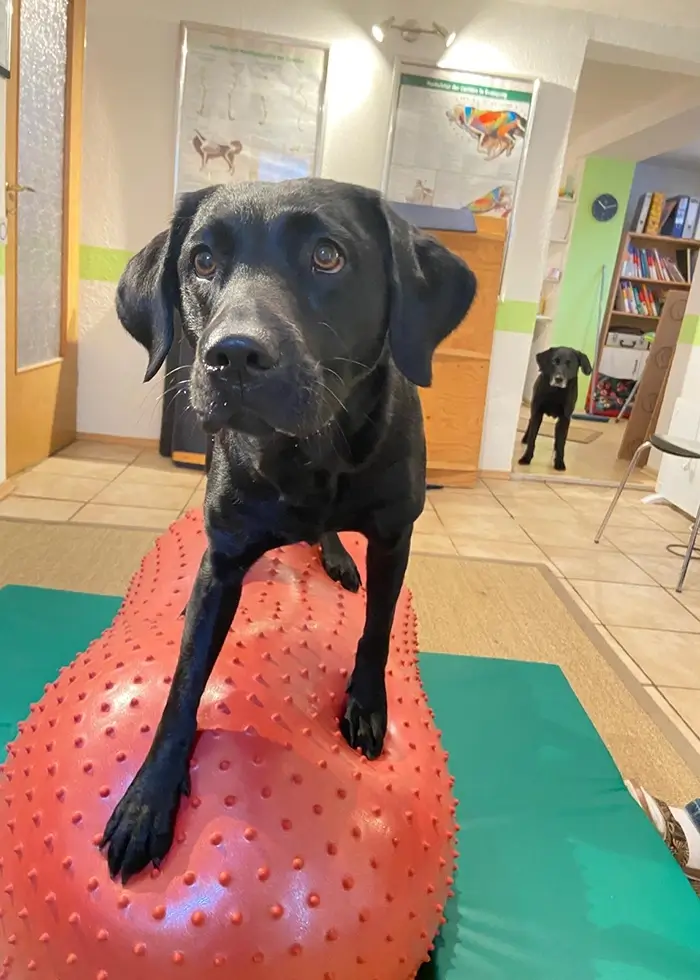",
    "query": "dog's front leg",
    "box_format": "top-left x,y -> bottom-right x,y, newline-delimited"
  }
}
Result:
554,417 -> 570,471
518,411 -> 543,466
342,525 -> 412,759
101,537 -> 275,883
320,531 -> 361,593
